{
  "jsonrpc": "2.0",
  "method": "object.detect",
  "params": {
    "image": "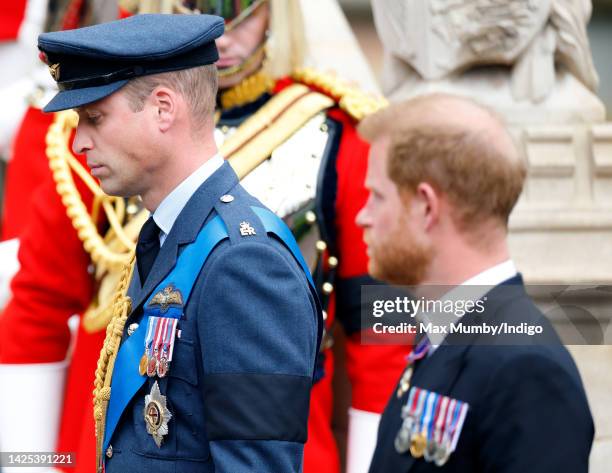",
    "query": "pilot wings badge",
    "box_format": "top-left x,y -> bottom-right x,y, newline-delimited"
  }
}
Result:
149,285 -> 183,313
